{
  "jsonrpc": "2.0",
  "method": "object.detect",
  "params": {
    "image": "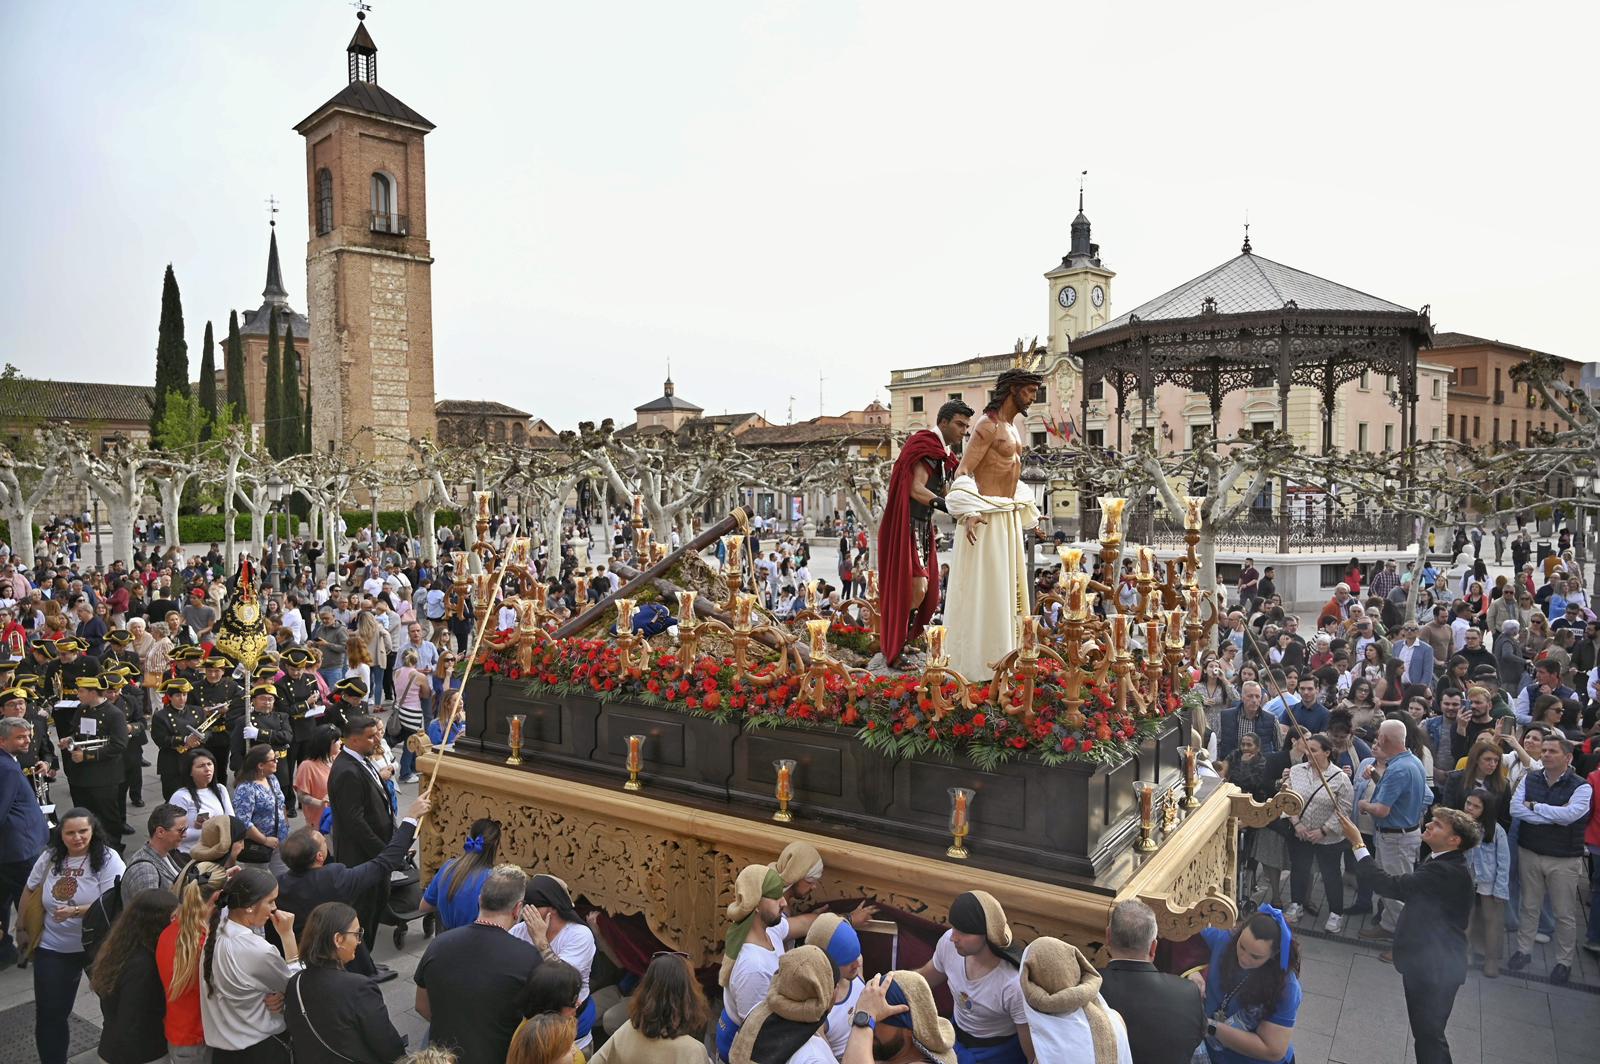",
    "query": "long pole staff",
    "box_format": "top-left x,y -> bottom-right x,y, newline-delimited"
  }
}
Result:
420,539 -> 524,812
1236,620 -> 1342,813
